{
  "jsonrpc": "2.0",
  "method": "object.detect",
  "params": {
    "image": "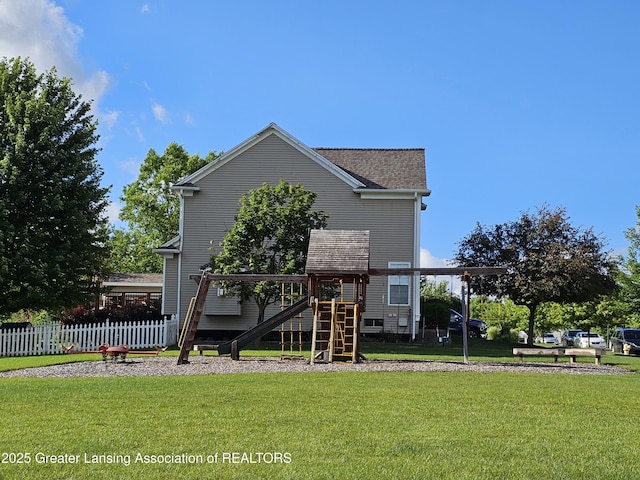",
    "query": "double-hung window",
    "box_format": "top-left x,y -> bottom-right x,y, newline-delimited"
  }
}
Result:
388,261 -> 410,306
